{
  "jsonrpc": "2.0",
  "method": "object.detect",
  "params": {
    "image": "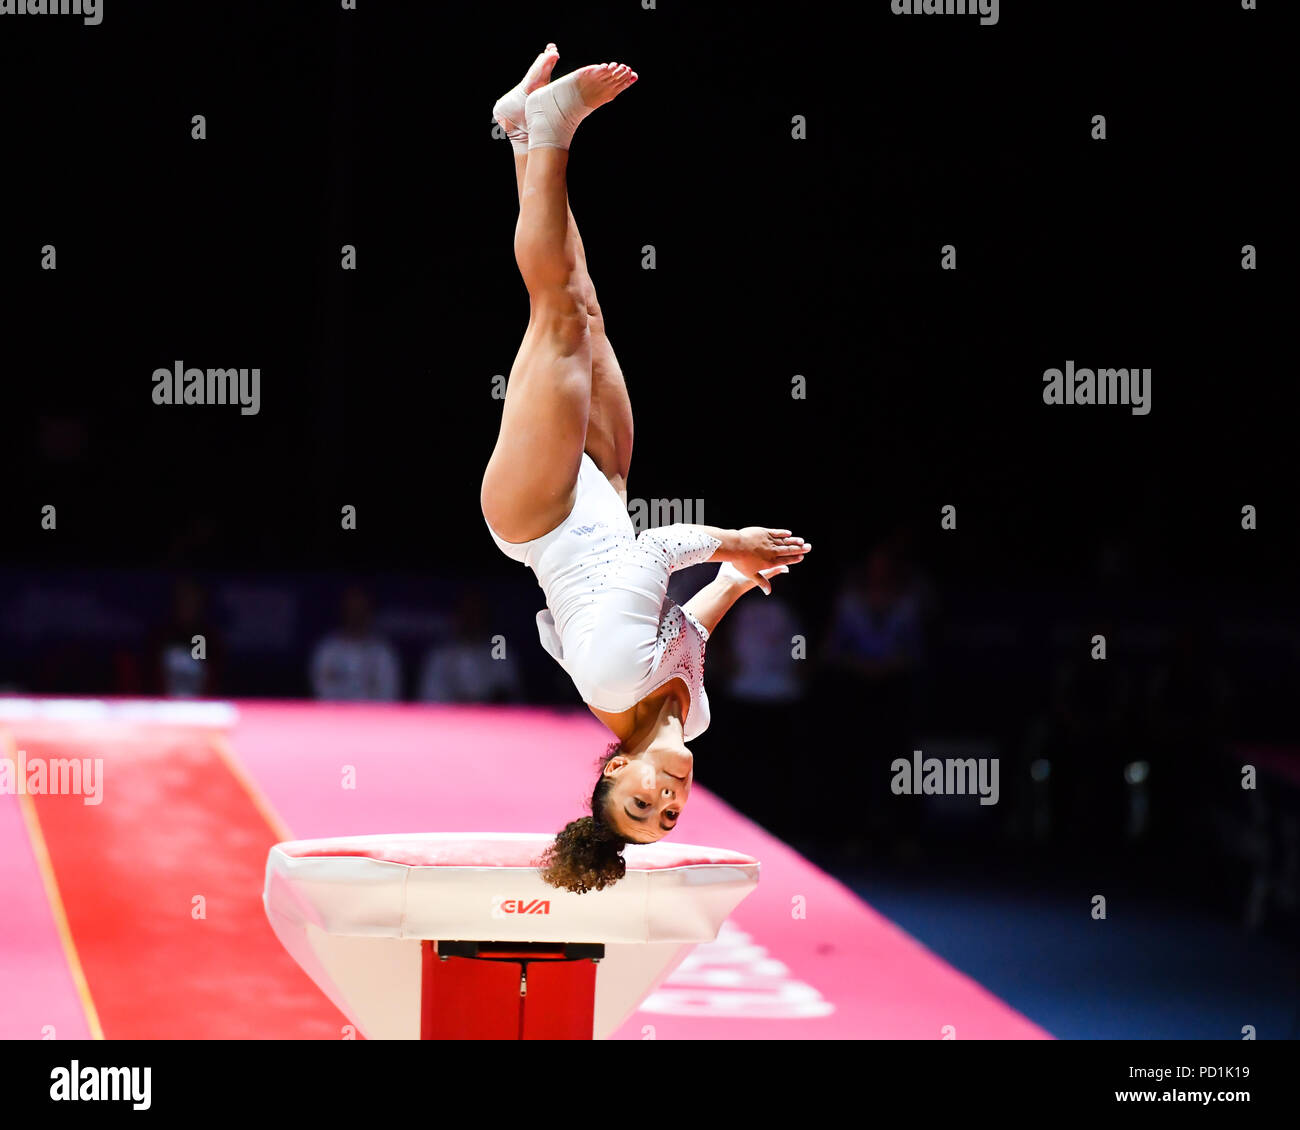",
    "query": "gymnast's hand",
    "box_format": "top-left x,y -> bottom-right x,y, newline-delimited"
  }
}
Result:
724,527 -> 811,590
717,560 -> 796,596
